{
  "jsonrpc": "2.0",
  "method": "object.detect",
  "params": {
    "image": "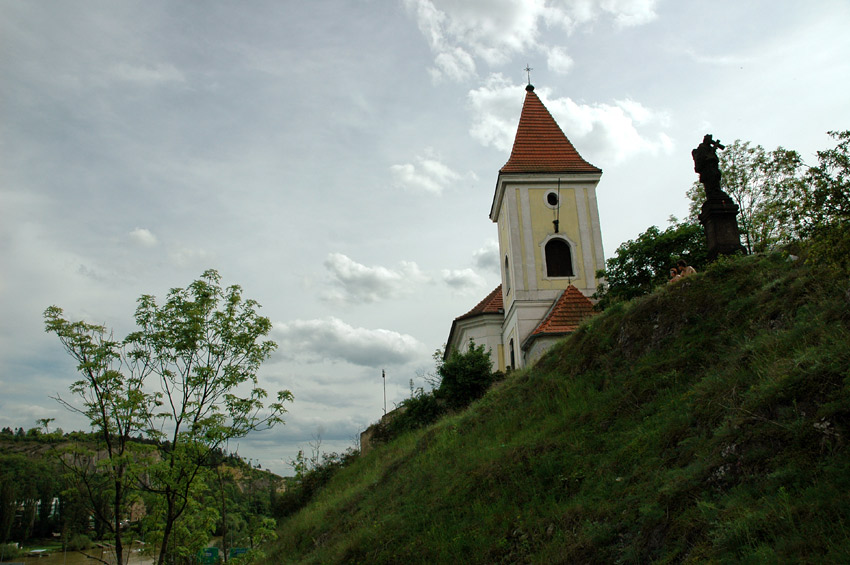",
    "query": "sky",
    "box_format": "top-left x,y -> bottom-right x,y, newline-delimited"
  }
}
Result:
2,0 -> 849,476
